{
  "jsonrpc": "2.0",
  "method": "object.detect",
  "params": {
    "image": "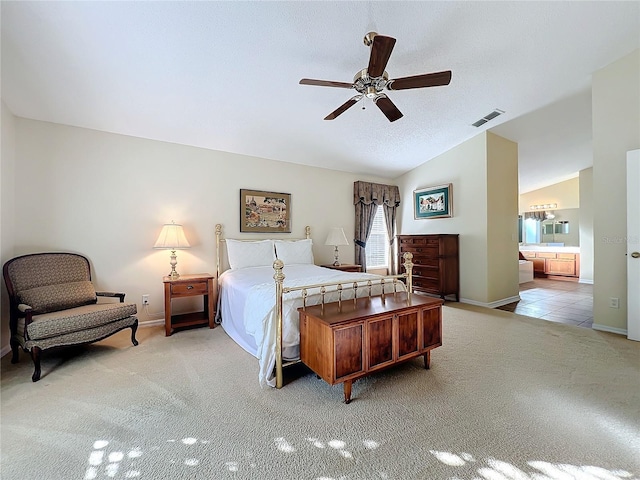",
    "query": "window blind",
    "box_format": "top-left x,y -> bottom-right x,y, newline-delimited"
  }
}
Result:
366,207 -> 389,269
